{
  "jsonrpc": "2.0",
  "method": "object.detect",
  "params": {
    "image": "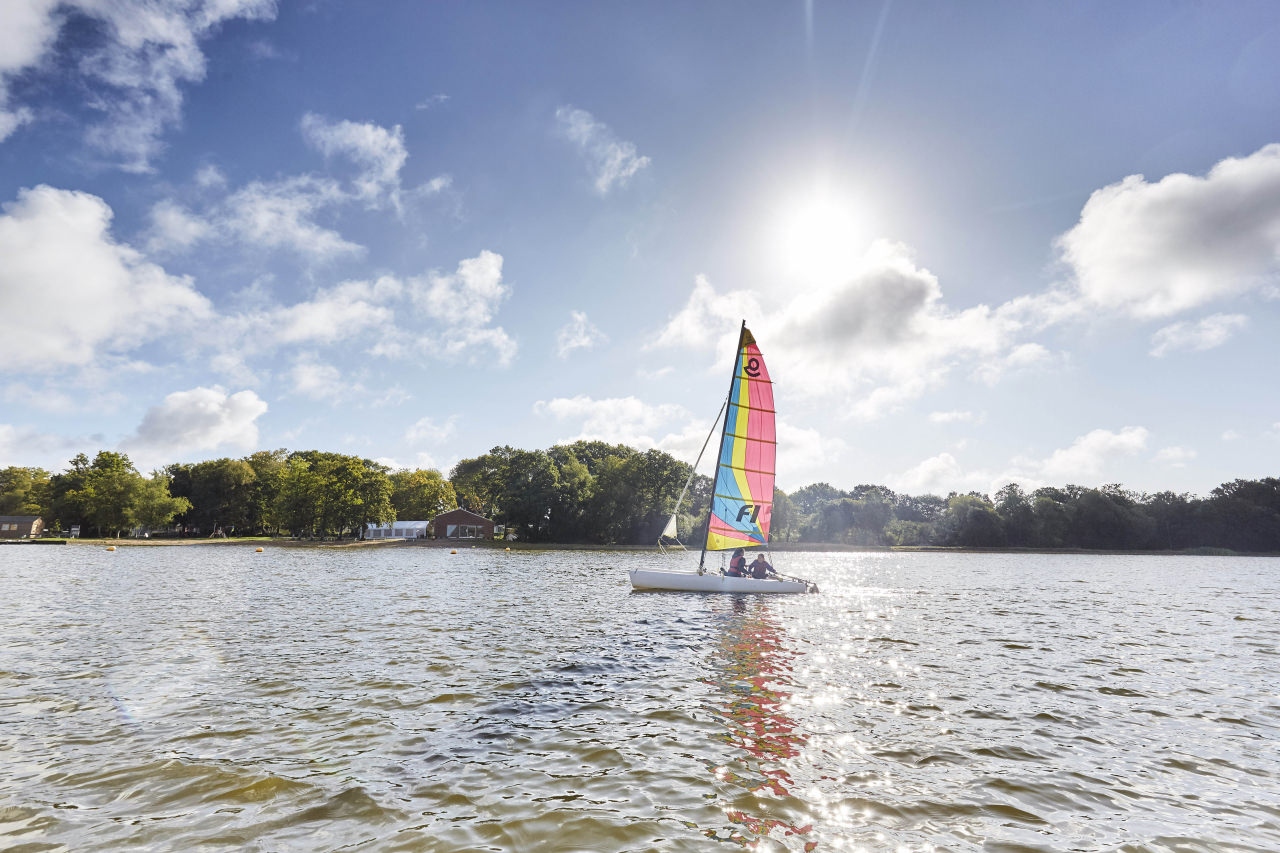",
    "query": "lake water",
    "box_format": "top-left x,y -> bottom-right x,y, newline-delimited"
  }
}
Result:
1,546 -> 1278,852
